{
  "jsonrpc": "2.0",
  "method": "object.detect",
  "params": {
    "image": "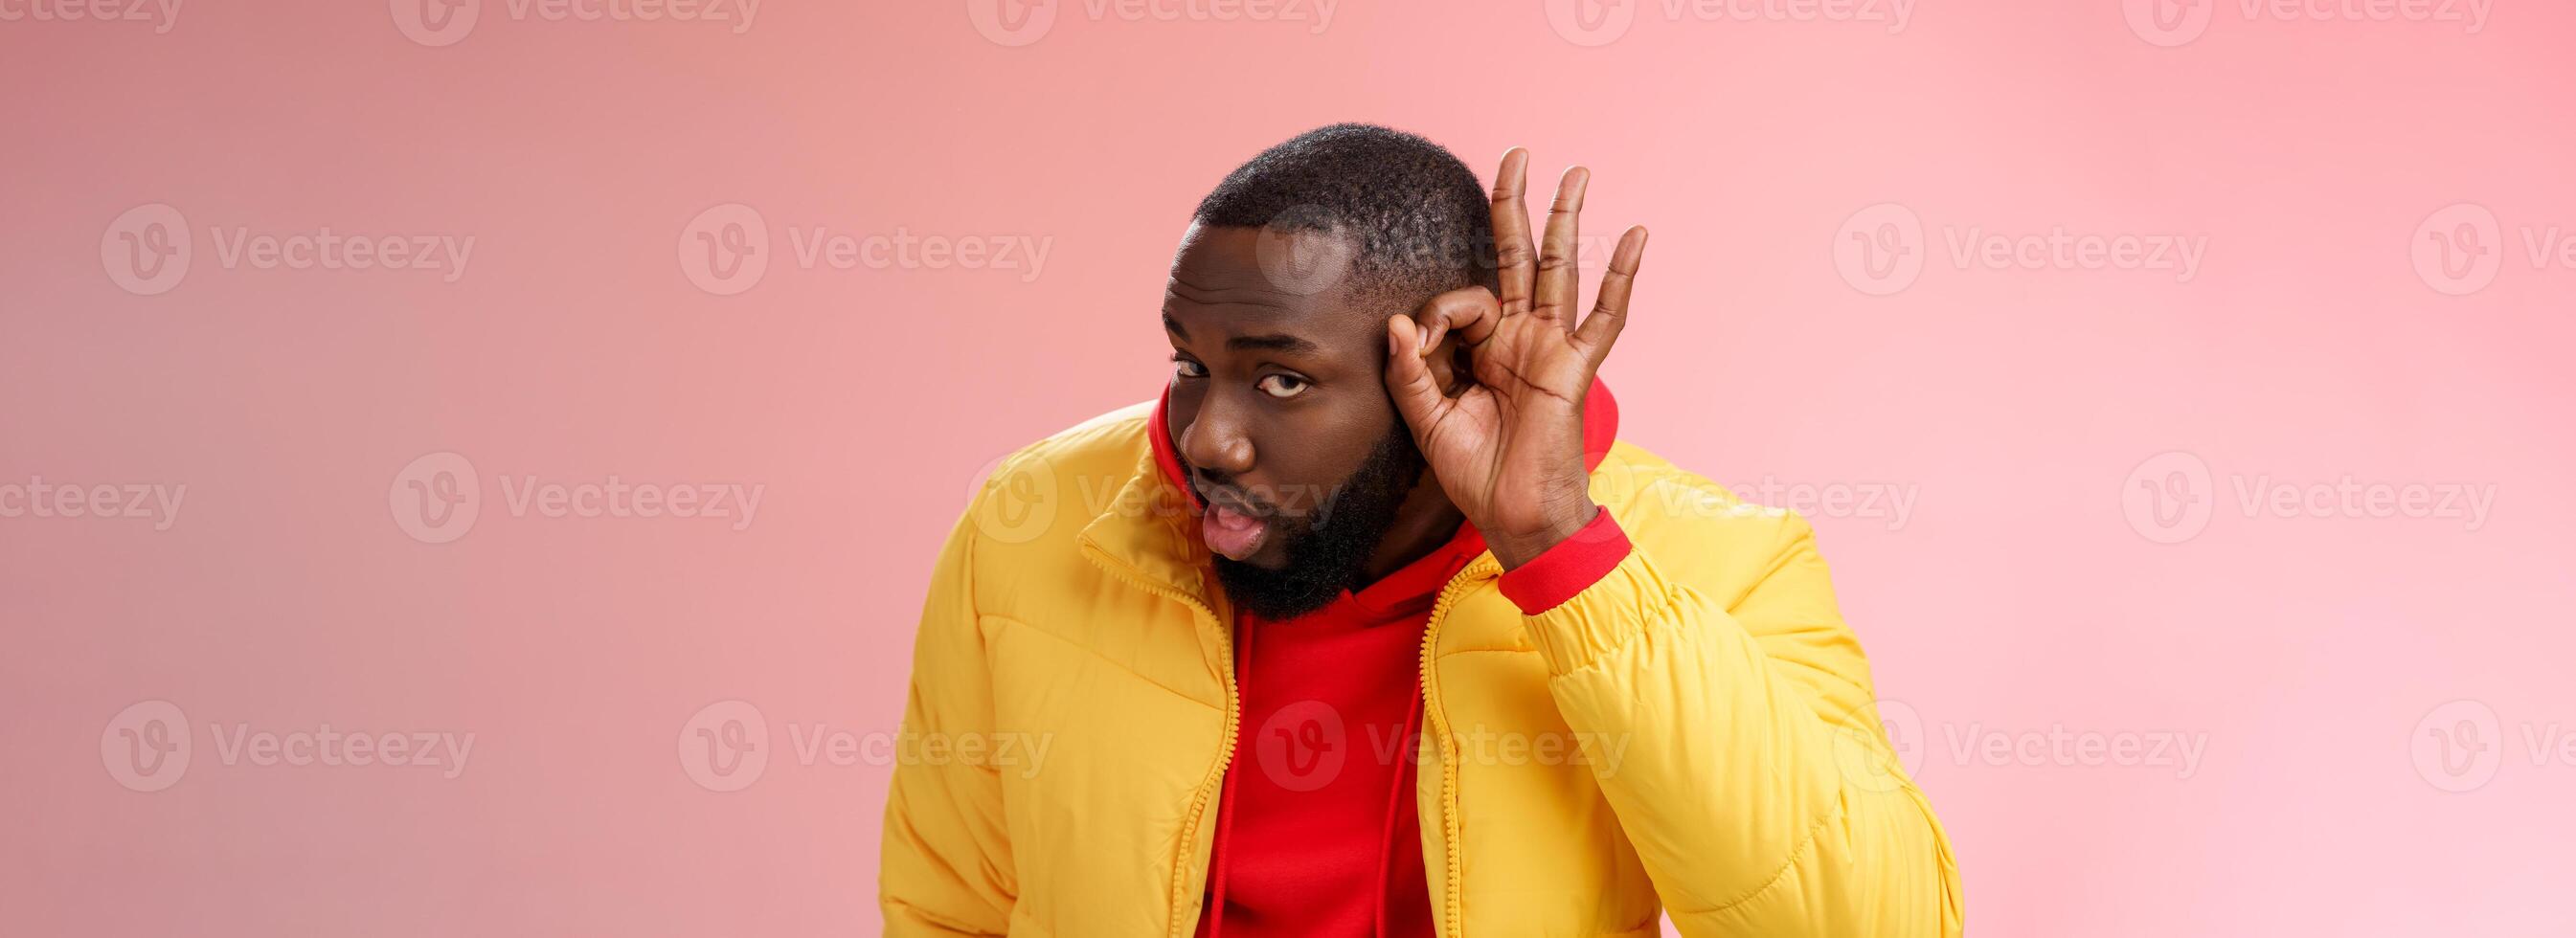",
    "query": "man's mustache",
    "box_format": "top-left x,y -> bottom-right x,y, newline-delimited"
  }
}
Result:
1186,471 -> 1349,528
